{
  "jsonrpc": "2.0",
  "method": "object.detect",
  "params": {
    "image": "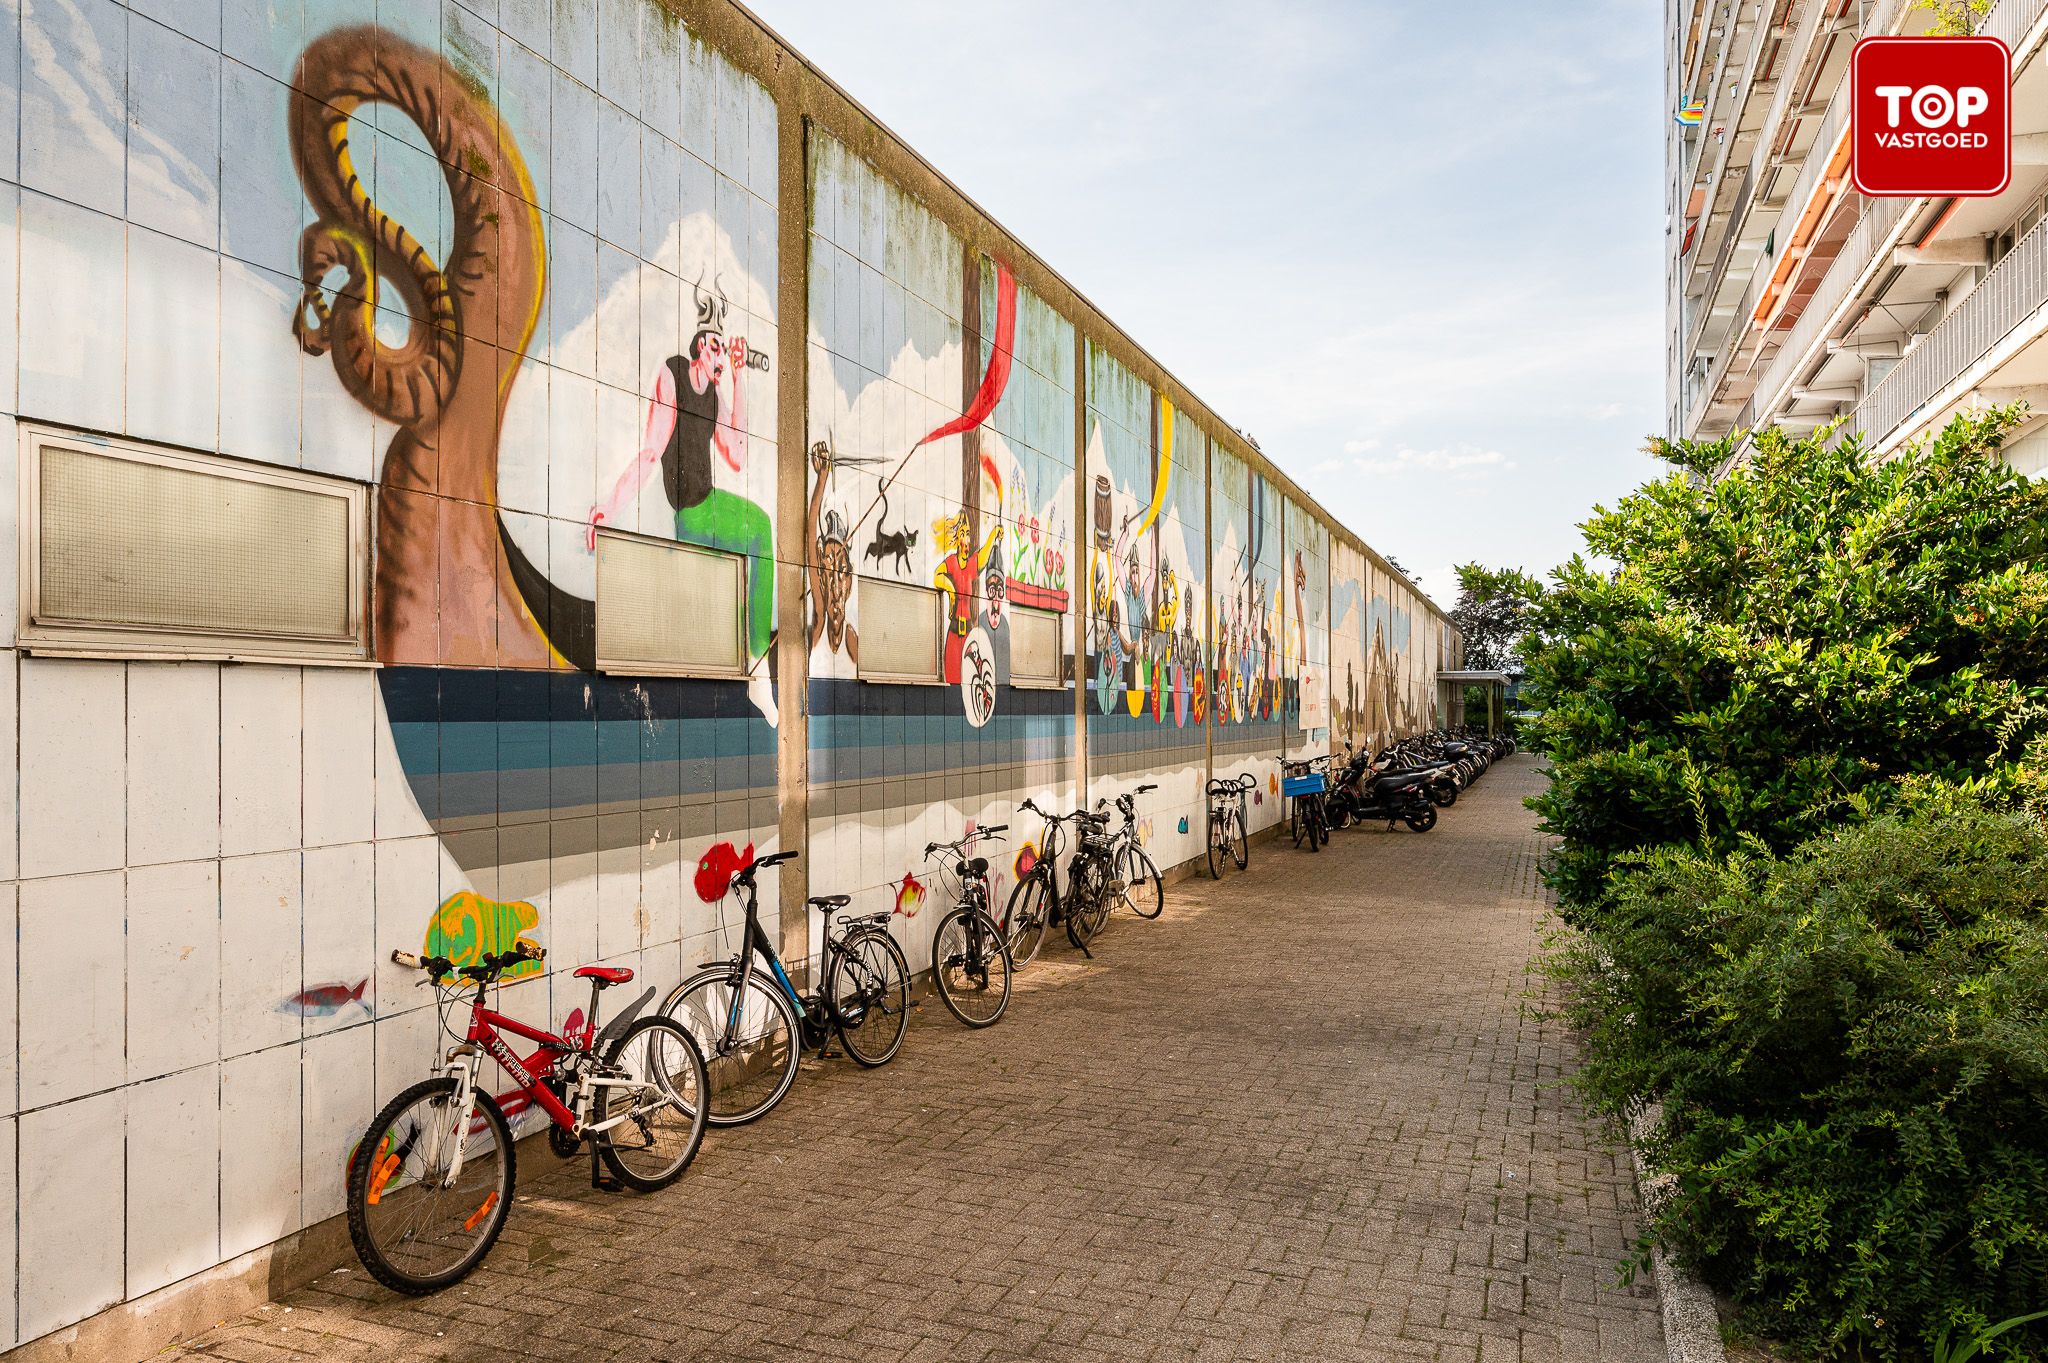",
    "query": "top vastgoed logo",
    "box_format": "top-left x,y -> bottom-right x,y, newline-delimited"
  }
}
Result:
1851,36 -> 2011,197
